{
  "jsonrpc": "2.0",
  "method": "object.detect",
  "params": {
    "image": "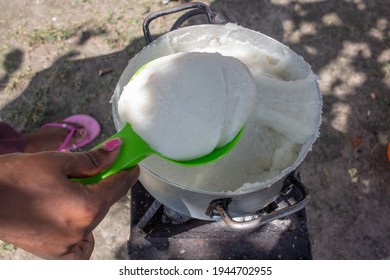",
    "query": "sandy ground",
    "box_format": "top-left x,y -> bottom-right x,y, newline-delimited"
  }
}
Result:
0,0 -> 389,260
